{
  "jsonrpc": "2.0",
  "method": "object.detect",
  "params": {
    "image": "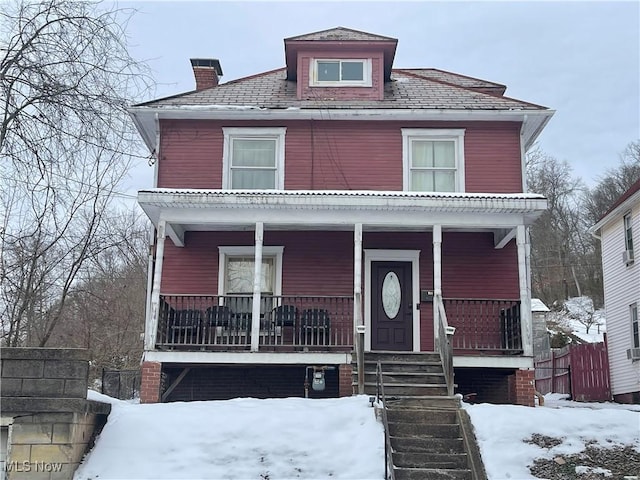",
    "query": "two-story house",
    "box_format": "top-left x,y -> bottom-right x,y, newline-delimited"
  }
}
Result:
591,178 -> 640,403
129,27 -> 553,405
